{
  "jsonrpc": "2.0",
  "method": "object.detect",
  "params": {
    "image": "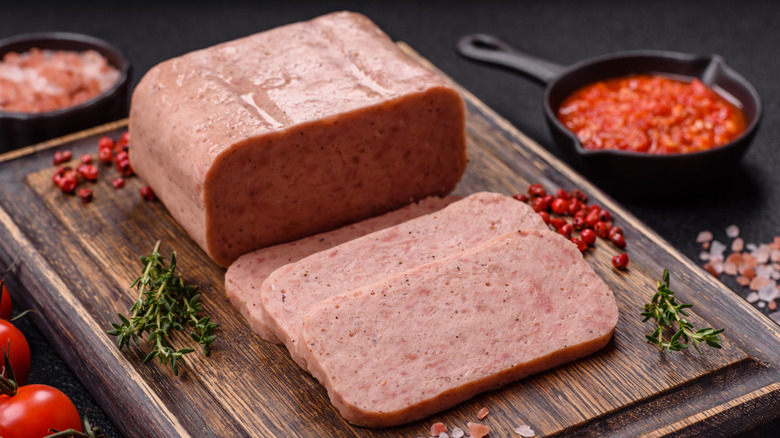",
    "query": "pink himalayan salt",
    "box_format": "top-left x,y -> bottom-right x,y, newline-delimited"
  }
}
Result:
697,230 -> 713,243
431,423 -> 447,437
514,424 -> 536,437
723,262 -> 738,276
749,276 -> 771,291
477,407 -> 489,420
467,422 -> 491,438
